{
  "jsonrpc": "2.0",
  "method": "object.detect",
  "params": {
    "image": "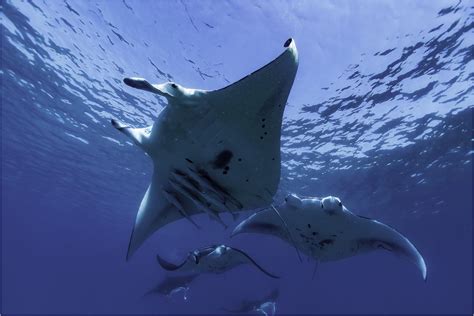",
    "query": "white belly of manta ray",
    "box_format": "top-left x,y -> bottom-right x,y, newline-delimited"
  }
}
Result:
112,38 -> 299,259
232,194 -> 428,281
